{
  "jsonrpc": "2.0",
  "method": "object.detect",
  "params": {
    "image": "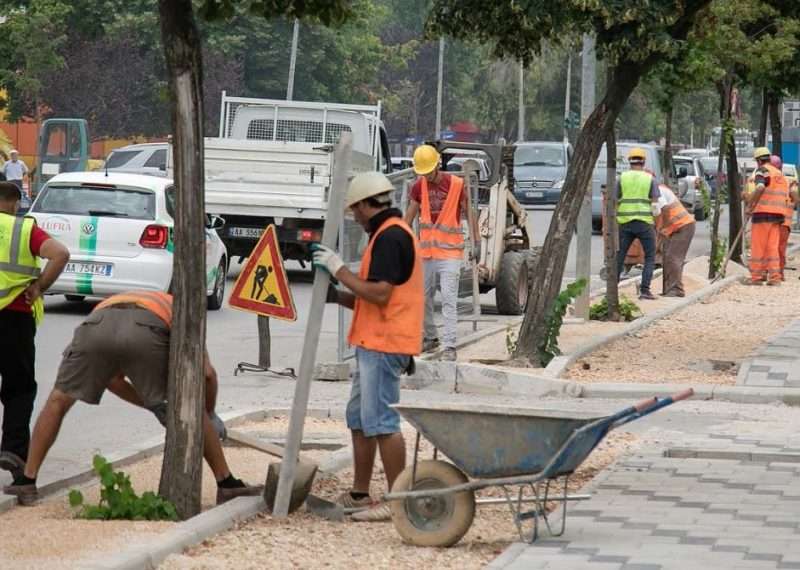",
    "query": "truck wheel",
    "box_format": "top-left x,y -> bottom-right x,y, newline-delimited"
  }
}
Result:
496,251 -> 529,315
